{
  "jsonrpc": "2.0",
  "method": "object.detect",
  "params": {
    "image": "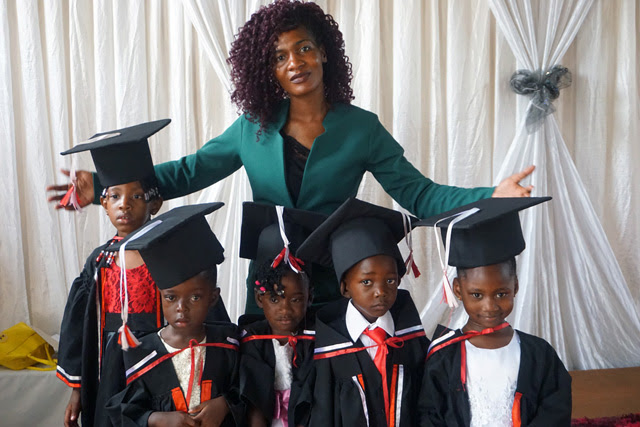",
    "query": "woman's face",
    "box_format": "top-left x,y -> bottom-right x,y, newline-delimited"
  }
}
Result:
273,27 -> 326,99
